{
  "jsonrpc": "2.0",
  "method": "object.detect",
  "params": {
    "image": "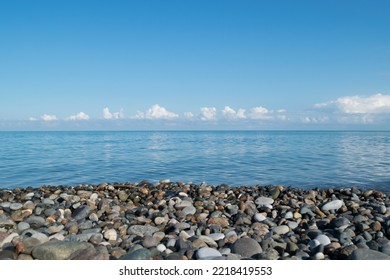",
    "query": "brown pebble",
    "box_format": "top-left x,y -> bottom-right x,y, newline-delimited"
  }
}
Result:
371,221 -> 382,231
315,209 -> 326,217
208,217 -> 229,227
